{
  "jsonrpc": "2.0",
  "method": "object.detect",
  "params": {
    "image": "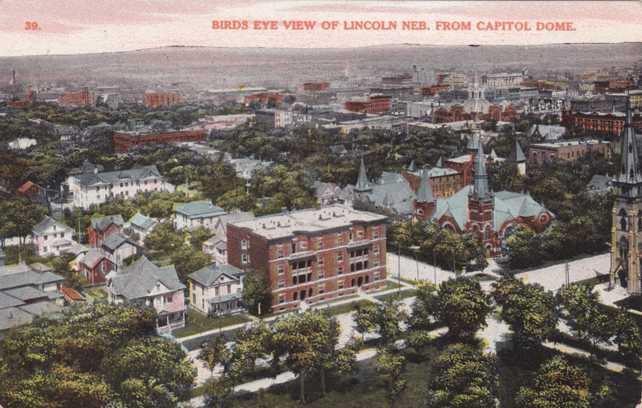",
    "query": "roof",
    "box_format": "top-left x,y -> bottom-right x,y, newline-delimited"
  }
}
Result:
0,265 -> 63,291
17,181 -> 40,194
102,233 -> 136,252
18,301 -> 63,318
528,124 -> 566,141
72,165 -> 162,187
433,186 -> 551,231
188,263 -> 244,287
32,216 -> 73,236
208,292 -> 242,304
3,286 -> 48,302
81,248 -> 113,268
216,211 -> 255,232
90,215 -> 124,232
0,307 -> 33,331
416,168 -> 434,203
129,213 -> 157,231
231,205 -> 388,240
508,139 -> 526,162
0,291 -> 26,309
587,174 -> 612,192
109,256 -> 185,300
174,200 -> 226,218
60,286 -> 84,302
